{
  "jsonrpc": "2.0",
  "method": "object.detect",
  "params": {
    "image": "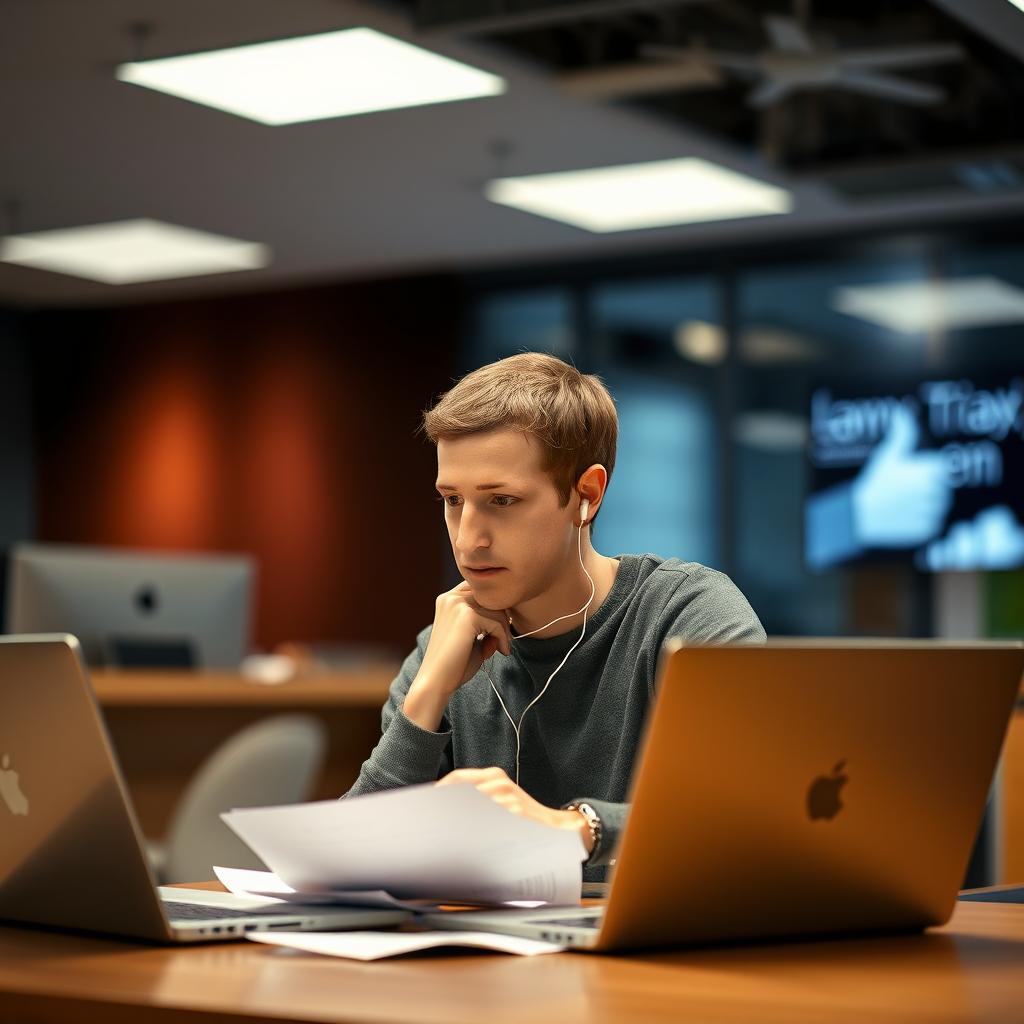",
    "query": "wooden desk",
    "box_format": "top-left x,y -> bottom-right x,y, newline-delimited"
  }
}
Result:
1,900 -> 1022,1024
91,667 -> 396,838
